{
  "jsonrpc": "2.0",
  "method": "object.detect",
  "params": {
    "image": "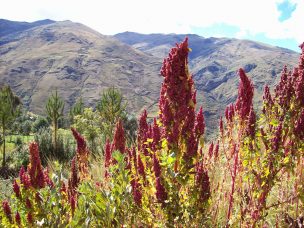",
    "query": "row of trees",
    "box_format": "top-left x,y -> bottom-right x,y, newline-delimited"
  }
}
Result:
0,86 -> 136,168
